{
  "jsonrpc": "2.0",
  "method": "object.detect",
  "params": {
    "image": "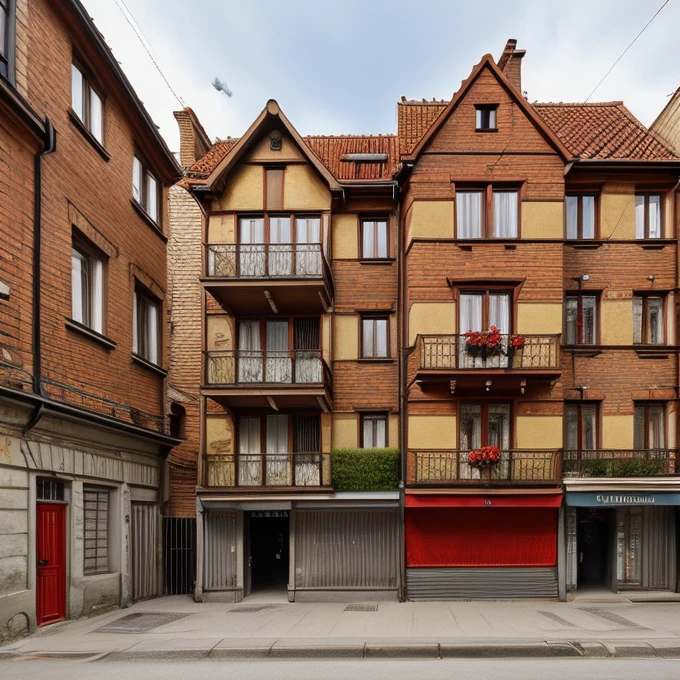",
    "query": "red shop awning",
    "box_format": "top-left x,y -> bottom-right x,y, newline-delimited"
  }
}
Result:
405,493 -> 563,508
